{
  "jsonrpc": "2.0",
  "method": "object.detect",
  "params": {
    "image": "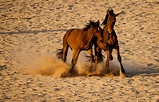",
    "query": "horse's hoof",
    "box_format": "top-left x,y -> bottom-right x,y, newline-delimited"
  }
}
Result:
87,71 -> 101,76
105,67 -> 110,74
110,55 -> 113,60
68,69 -> 73,73
87,73 -> 94,76
119,70 -> 126,77
98,56 -> 104,62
